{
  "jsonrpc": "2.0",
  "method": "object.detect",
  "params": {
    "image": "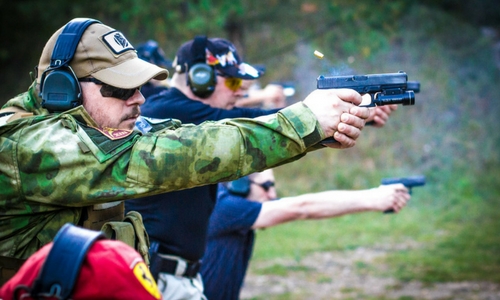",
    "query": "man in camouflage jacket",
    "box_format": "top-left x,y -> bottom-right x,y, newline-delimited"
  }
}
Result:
0,18 -> 368,261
